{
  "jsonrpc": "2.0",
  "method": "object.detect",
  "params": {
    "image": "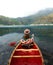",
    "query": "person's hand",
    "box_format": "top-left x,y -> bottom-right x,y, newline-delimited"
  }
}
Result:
32,34 -> 34,37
